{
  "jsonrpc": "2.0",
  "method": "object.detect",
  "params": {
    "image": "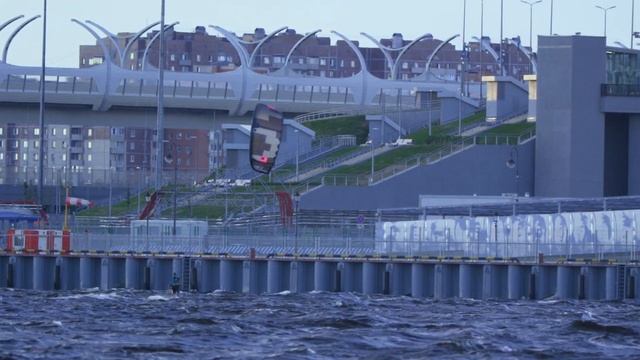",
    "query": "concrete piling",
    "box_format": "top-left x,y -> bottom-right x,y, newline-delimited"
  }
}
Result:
80,257 -> 101,289
411,263 -> 435,298
125,257 -> 147,290
33,256 -> 56,291
196,259 -> 220,293
582,266 -> 606,300
314,261 -> 338,292
290,261 -> 315,293
434,264 -> 459,299
2,253 -> 638,302
243,260 -> 268,294
220,259 -> 243,293
101,257 -> 126,290
389,263 -> 412,296
556,266 -> 581,299
483,264 -> 509,300
459,264 -> 484,299
59,257 -> 81,291
267,260 -> 291,293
